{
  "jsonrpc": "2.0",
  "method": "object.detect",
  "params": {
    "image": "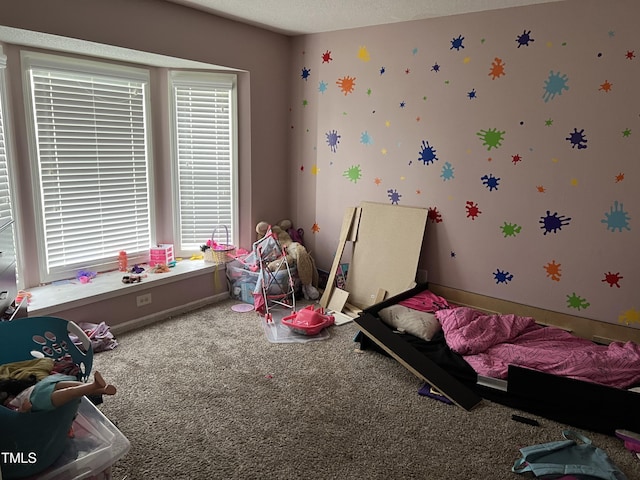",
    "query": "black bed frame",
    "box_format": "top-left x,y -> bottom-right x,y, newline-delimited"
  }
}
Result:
354,283 -> 640,436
